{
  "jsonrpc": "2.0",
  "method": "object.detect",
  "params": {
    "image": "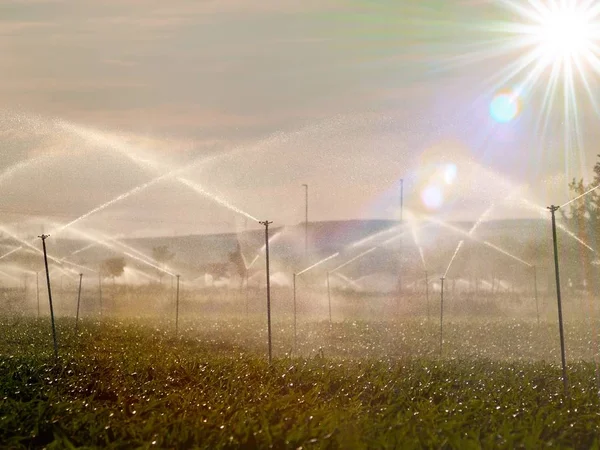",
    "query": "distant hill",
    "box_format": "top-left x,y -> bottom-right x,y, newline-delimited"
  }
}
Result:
0,218 -> 573,290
